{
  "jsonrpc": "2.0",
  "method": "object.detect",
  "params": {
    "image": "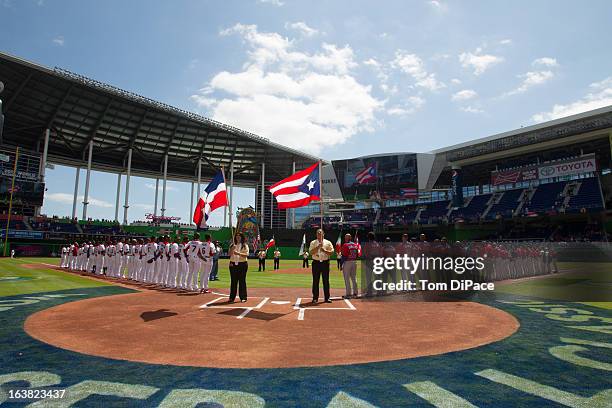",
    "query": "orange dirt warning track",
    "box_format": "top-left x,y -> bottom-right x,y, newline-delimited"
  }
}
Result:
25,287 -> 519,369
